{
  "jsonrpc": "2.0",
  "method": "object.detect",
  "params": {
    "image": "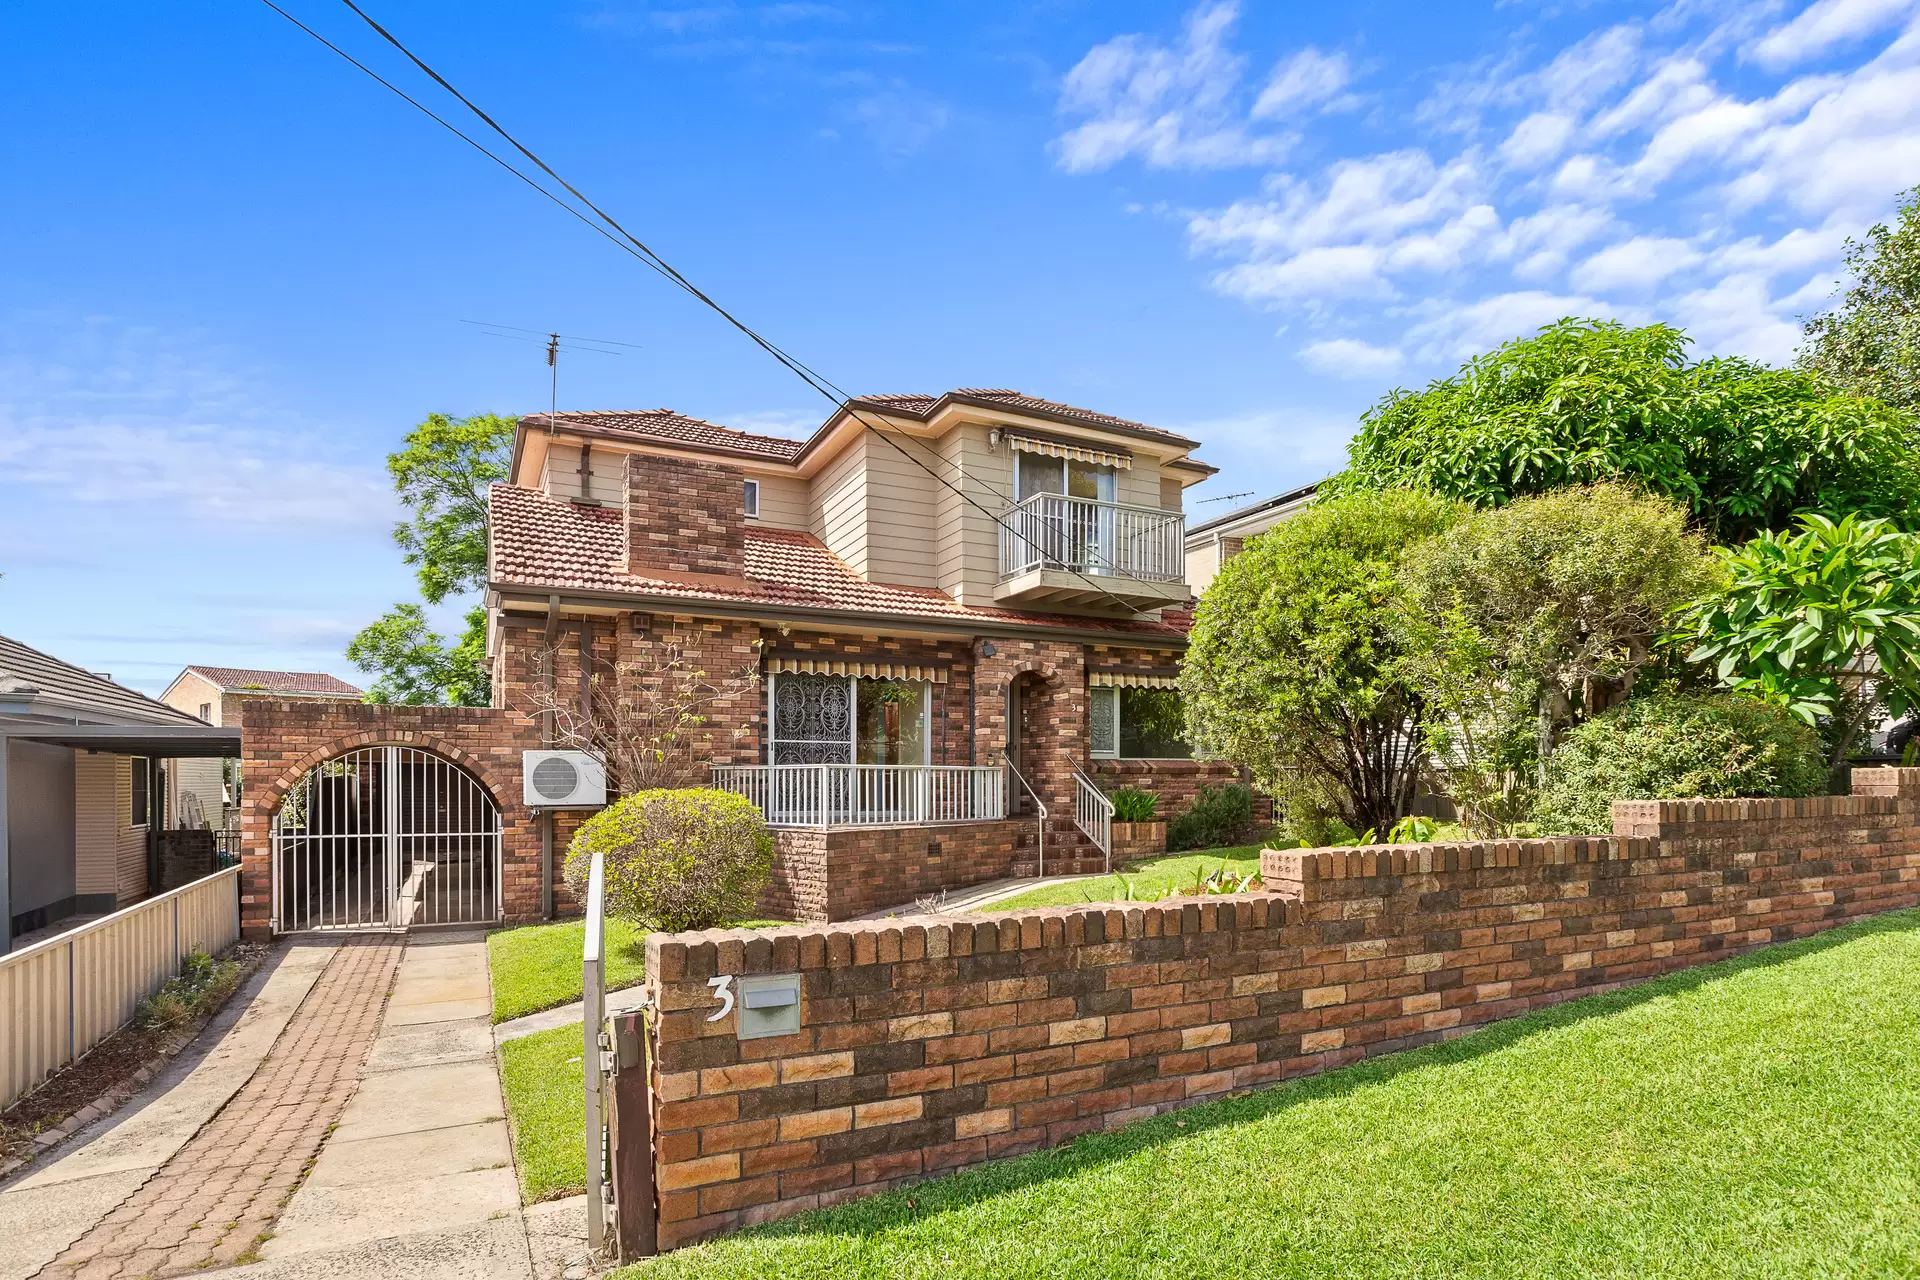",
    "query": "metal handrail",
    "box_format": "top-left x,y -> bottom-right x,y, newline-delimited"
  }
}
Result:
1000,753 -> 1048,878
1069,759 -> 1115,874
998,492 -> 1185,583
